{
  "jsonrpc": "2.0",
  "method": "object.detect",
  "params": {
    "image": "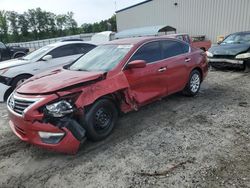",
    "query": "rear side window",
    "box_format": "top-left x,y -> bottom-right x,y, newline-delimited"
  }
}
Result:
74,44 -> 96,54
48,44 -> 77,58
129,41 -> 161,63
161,40 -> 189,59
